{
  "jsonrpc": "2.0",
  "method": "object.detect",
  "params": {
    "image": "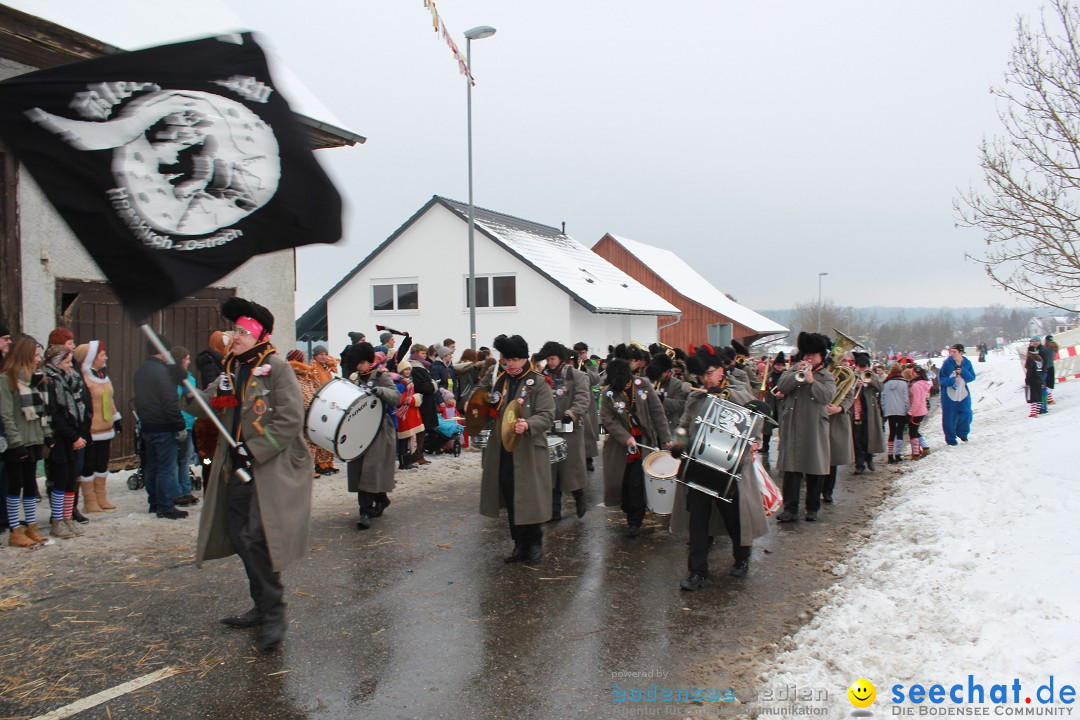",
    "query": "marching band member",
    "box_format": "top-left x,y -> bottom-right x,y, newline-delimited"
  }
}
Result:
732,340 -> 758,384
849,351 -> 884,474
822,369 -> 856,504
759,352 -> 787,463
540,341 -> 590,520
774,333 -> 836,523
189,298 -> 311,651
343,342 -> 401,530
571,342 -> 601,472
645,350 -> 686,435
672,346 -> 768,590
478,334 -> 555,564
600,358 -> 671,538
